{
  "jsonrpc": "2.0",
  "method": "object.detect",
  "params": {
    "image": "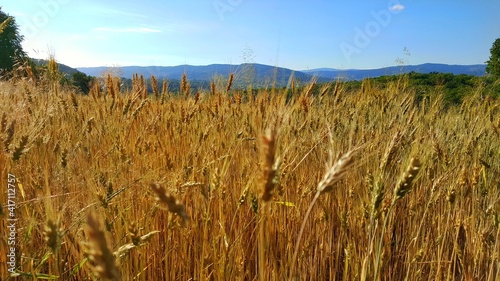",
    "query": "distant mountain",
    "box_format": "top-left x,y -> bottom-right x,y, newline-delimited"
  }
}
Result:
302,67 -> 342,72
302,63 -> 487,80
77,63 -> 319,88
76,63 -> 487,88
